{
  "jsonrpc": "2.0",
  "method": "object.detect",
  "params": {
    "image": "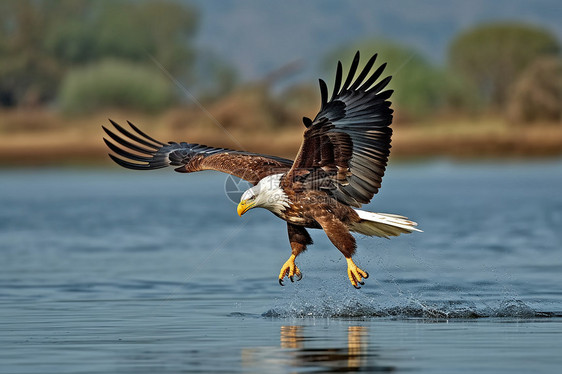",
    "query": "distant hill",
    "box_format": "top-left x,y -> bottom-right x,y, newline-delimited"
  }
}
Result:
185,0 -> 561,82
